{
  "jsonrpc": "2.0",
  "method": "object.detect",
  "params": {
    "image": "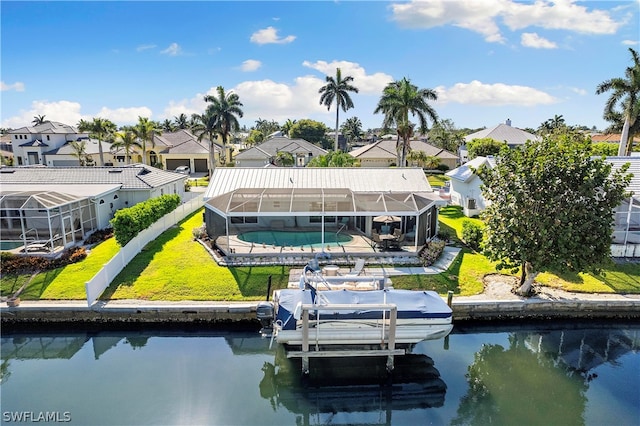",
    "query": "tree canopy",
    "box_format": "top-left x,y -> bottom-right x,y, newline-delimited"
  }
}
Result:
307,151 -> 358,167
477,133 -> 631,295
467,138 -> 507,159
289,119 -> 331,149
